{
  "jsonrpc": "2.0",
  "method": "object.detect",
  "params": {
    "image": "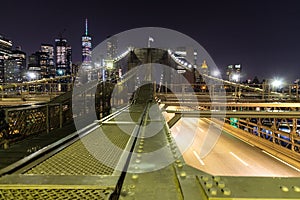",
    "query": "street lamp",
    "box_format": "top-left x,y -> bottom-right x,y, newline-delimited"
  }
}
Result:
232,74 -> 240,82
212,70 -> 220,77
271,78 -> 283,93
27,72 -> 37,81
271,79 -> 282,88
